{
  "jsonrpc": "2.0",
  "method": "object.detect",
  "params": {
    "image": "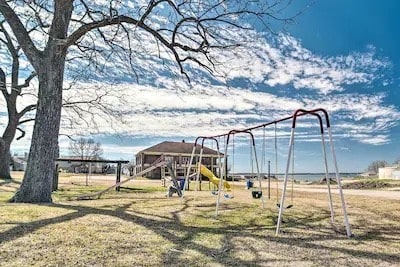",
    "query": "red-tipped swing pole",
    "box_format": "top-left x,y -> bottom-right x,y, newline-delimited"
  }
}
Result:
276,109 -> 325,235
314,109 -> 352,237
